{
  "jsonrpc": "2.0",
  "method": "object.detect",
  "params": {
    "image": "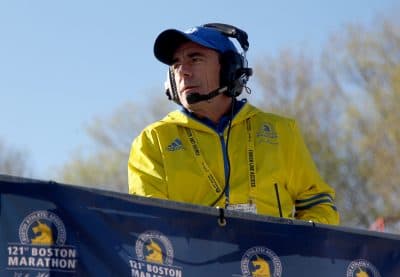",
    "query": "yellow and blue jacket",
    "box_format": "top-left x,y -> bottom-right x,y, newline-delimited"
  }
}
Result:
128,100 -> 339,225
